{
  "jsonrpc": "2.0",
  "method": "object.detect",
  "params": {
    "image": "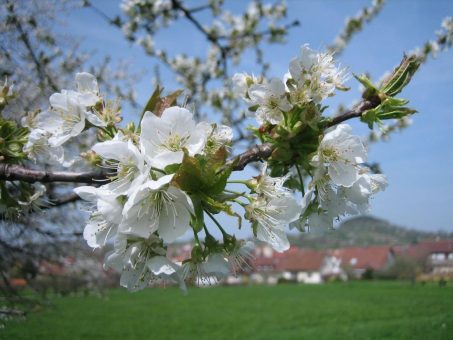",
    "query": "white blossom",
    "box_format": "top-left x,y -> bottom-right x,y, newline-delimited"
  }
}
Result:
23,129 -> 64,165
246,195 -> 300,252
104,234 -> 185,292
248,78 -> 292,125
312,124 -> 367,187
288,44 -> 349,103
198,122 -> 233,153
140,107 -> 207,169
74,186 -> 123,248
182,253 -> 230,285
232,72 -> 258,101
338,169 -> 388,214
226,240 -> 255,275
120,174 -> 194,243
92,138 -> 146,195
35,91 -> 87,146
252,163 -> 290,199
32,72 -> 105,147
